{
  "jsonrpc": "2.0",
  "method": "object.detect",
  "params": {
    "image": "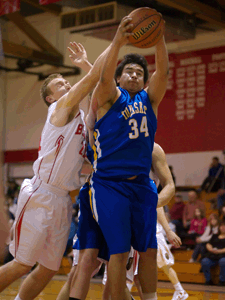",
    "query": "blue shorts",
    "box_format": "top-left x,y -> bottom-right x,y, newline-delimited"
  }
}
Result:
90,174 -> 158,255
73,182 -> 109,261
